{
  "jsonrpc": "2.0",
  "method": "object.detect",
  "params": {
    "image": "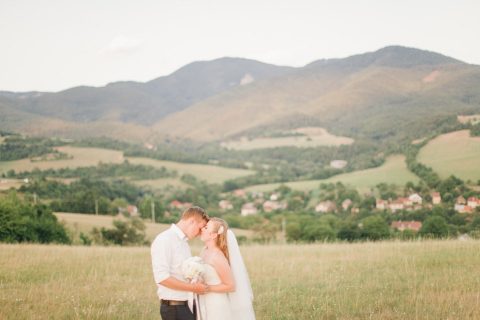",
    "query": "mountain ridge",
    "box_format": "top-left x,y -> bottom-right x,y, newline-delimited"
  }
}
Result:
1,45 -> 479,145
